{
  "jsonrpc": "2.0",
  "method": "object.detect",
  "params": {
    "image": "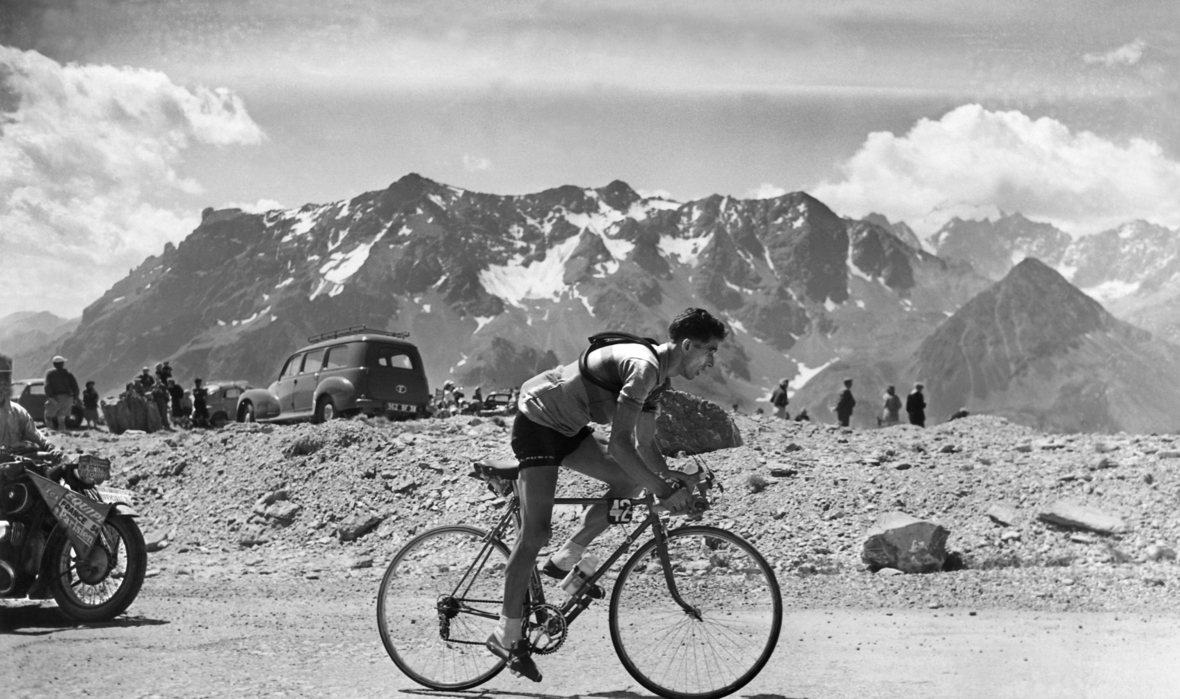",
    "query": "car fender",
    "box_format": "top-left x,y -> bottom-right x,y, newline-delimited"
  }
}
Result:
239,387 -> 282,419
314,376 -> 357,409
